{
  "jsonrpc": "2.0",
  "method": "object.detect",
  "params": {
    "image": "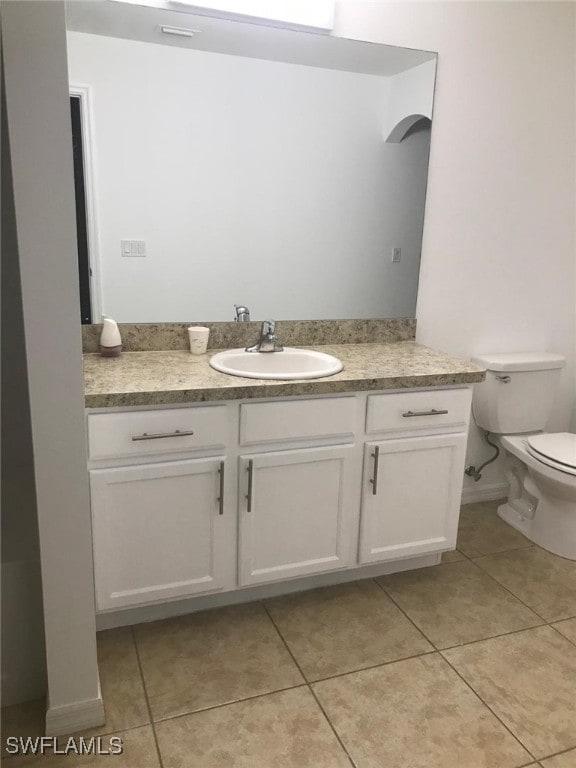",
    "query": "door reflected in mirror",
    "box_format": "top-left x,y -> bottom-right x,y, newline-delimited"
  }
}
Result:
66,1 -> 436,323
